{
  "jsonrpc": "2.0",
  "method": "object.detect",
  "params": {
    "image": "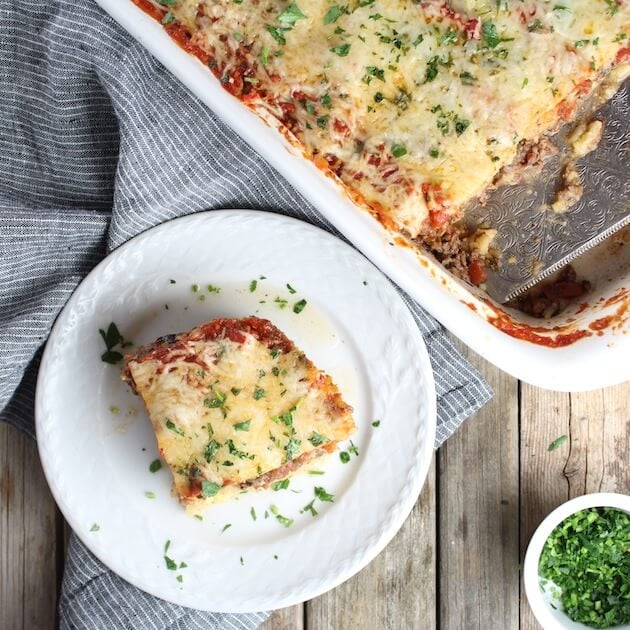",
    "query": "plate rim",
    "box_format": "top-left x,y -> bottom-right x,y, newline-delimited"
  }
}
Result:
35,208 -> 437,611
